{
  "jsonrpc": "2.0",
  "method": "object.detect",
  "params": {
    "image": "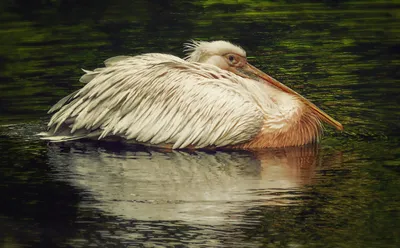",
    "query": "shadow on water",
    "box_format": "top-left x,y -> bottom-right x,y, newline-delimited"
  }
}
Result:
0,126 -> 81,247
